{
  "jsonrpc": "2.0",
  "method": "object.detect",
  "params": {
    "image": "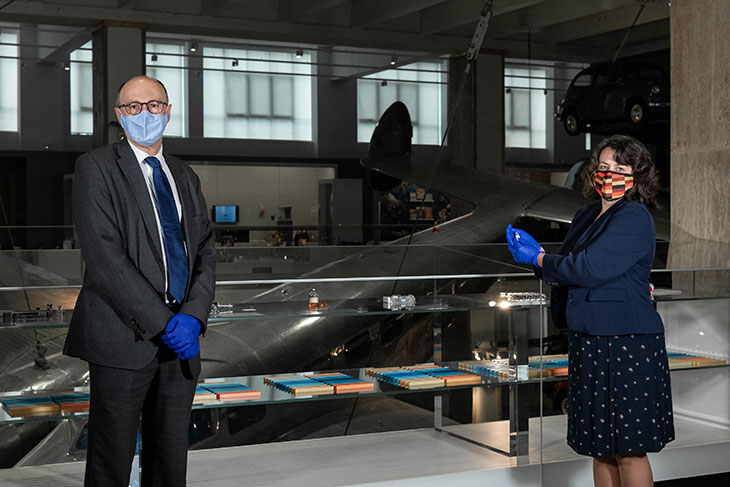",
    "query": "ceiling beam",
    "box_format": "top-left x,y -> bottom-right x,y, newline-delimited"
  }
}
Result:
487,37 -> 614,63
612,37 -> 670,58
487,0 -> 637,39
350,0 -> 445,29
278,0 -> 350,22
544,0 -> 669,45
419,0 -> 548,35
38,31 -> 90,64
0,1 -> 469,52
200,0 -> 234,16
